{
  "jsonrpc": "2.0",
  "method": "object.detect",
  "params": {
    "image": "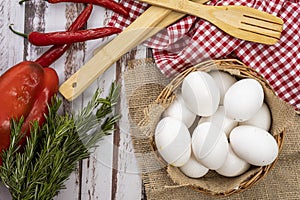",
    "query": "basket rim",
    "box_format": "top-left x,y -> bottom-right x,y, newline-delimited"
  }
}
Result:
155,59 -> 274,104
